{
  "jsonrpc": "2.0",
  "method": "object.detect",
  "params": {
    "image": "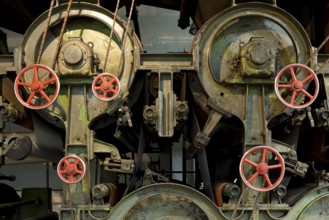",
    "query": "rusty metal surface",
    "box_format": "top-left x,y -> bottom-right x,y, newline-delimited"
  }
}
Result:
16,2 -> 142,127
1,1 -> 329,220
192,3 -> 312,121
108,183 -> 221,220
